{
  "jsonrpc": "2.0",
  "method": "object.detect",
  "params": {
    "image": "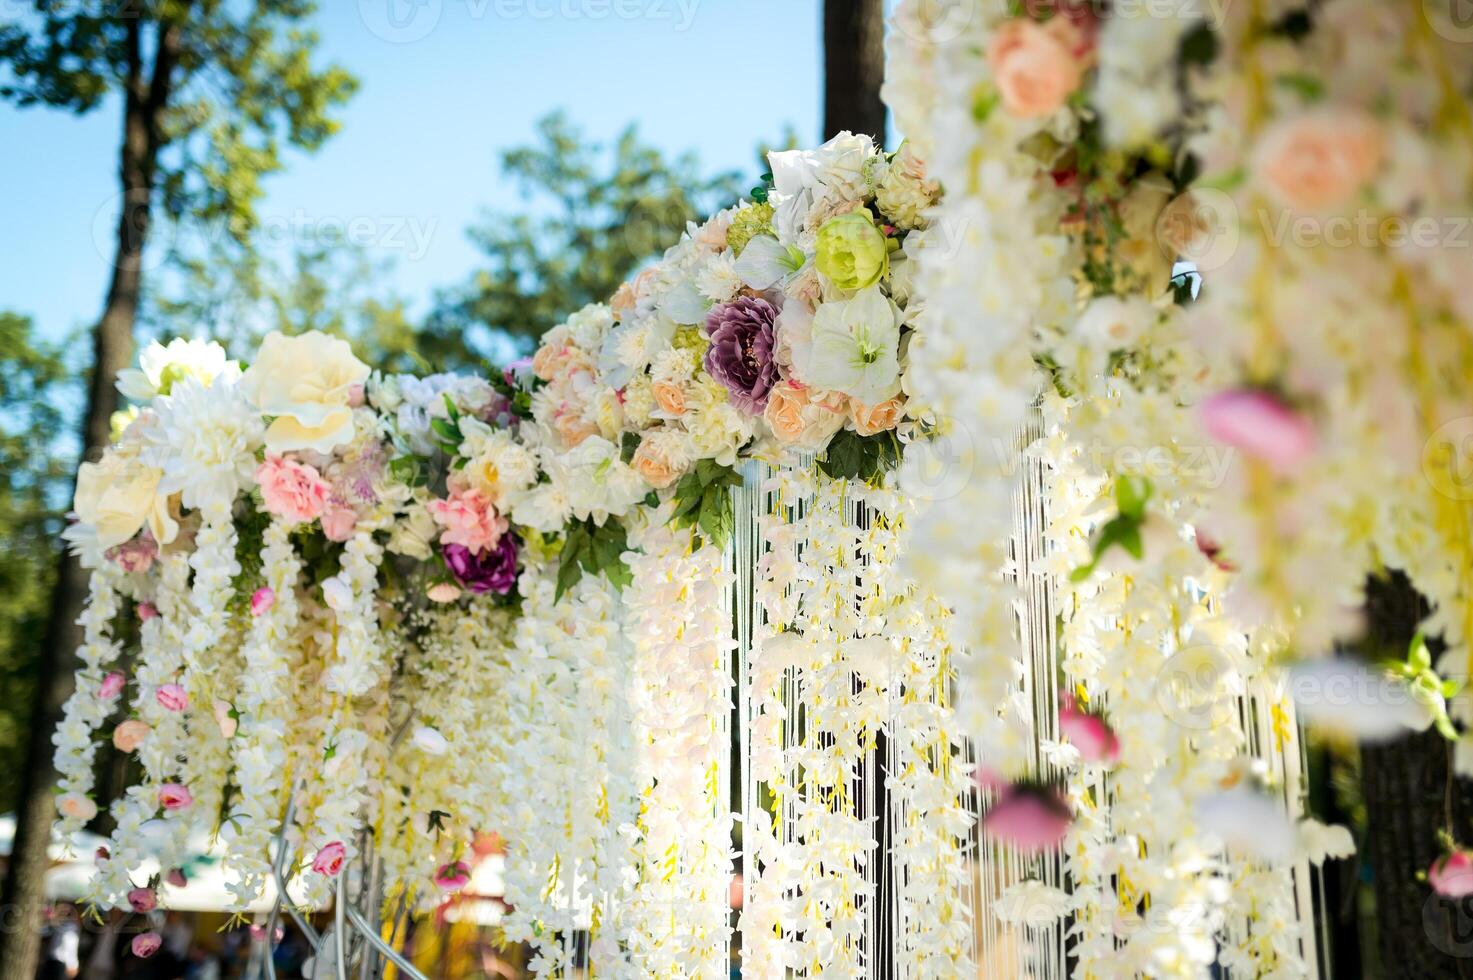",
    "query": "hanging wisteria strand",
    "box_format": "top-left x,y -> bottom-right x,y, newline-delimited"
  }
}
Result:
623,517 -> 736,977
